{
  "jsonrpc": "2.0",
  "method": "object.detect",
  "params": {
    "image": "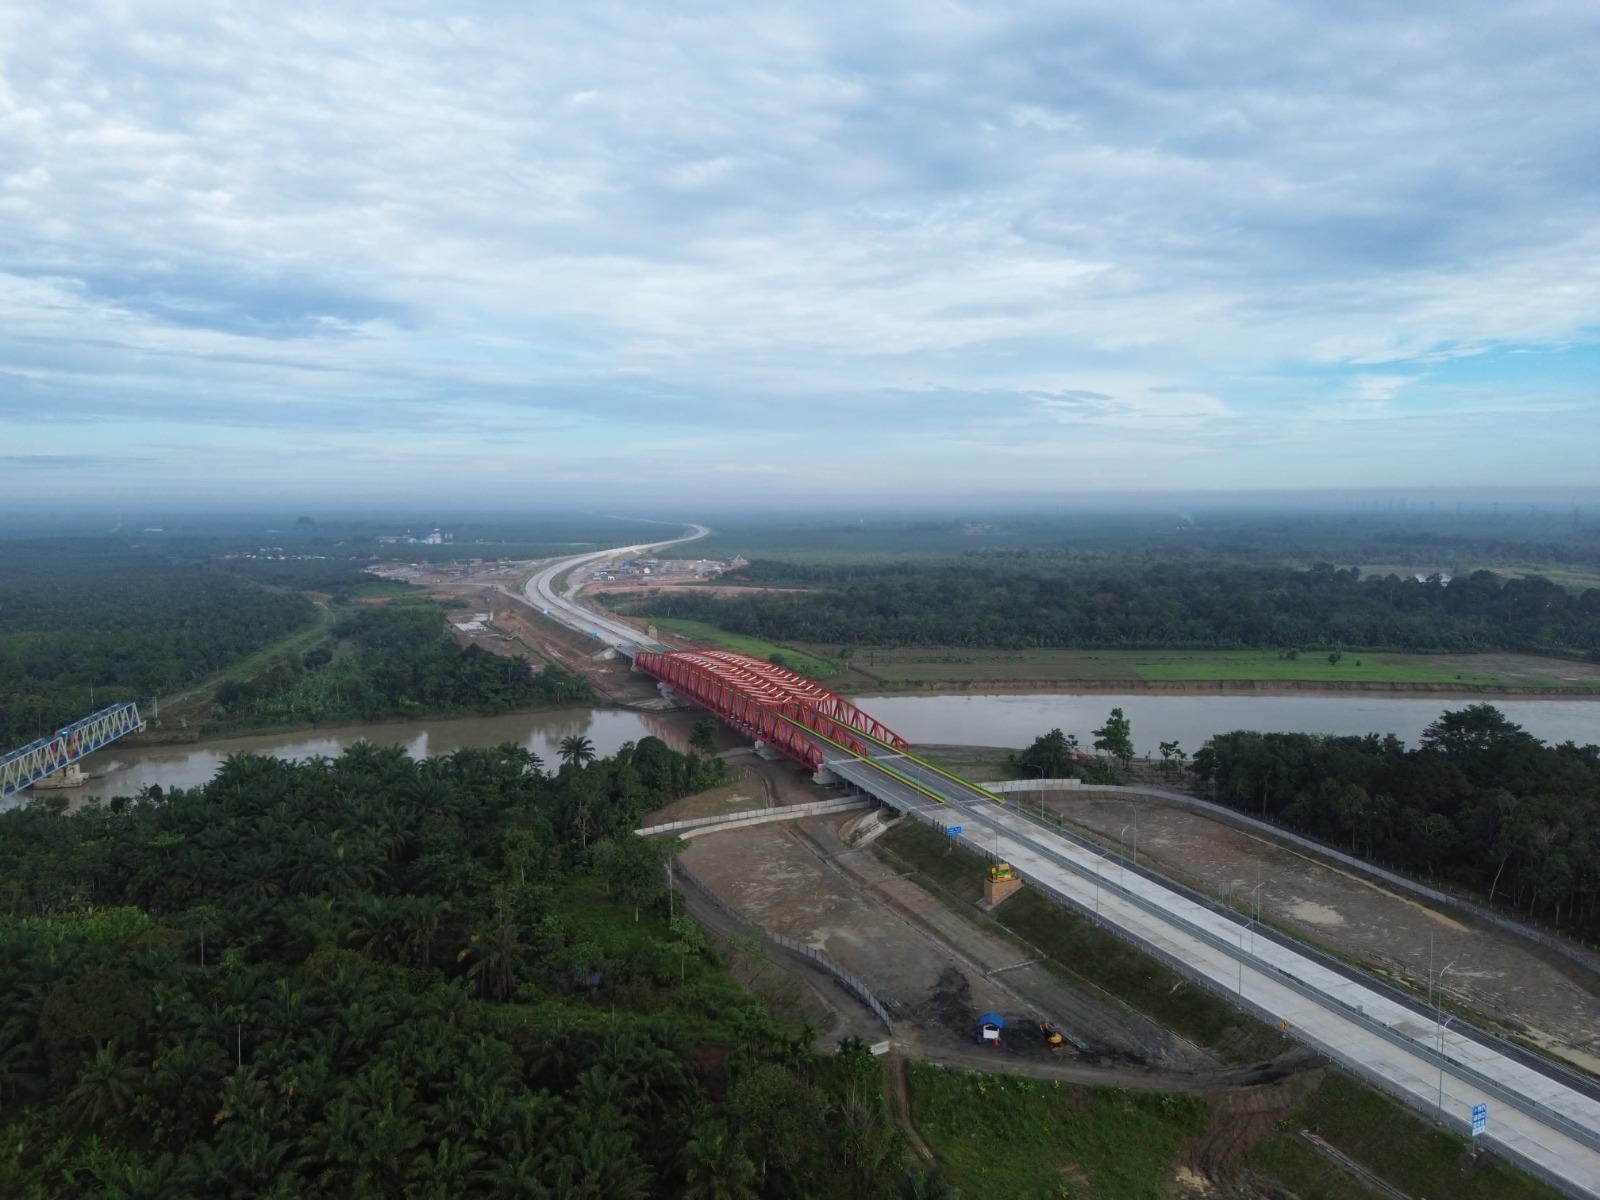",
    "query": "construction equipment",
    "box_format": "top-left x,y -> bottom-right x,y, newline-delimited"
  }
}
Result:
1038,1020 -> 1066,1050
